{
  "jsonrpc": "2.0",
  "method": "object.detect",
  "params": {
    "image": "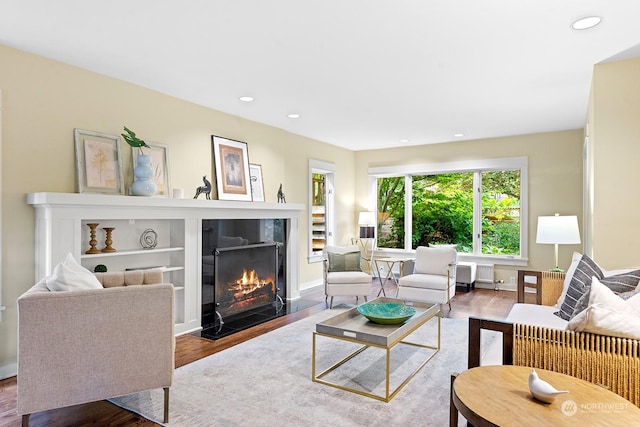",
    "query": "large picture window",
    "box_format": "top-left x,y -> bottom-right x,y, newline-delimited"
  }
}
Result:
371,157 -> 527,263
